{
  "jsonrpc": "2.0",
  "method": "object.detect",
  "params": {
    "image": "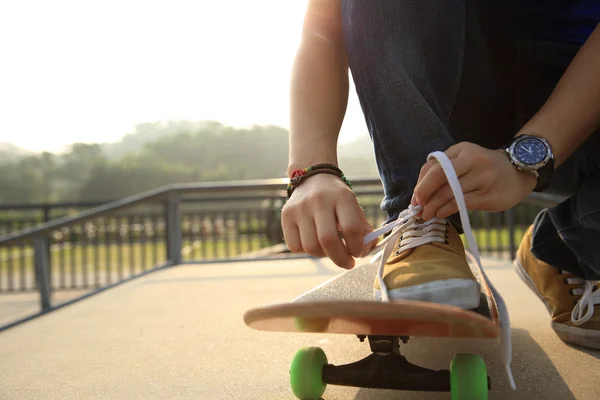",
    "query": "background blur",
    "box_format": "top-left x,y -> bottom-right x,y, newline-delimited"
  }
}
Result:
0,0 -> 376,204
0,1 -> 550,329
